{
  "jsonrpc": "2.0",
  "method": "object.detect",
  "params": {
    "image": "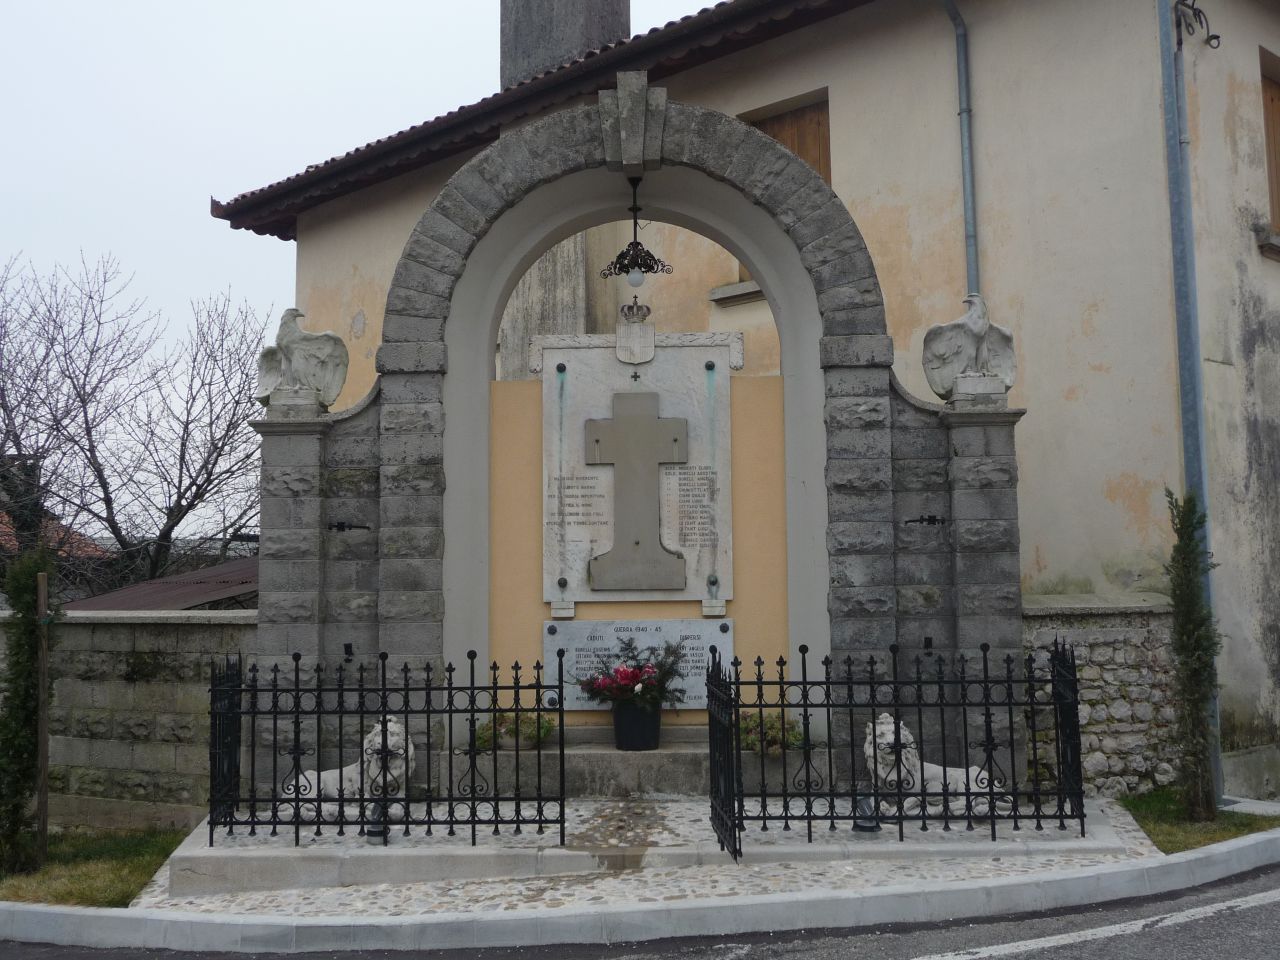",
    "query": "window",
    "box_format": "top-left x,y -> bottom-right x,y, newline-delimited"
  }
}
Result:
1263,73 -> 1280,234
737,100 -> 831,283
